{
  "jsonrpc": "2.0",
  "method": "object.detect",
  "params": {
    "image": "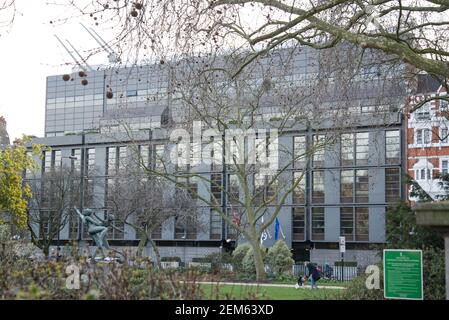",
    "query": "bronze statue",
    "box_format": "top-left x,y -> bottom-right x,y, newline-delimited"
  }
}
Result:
73,207 -> 121,259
